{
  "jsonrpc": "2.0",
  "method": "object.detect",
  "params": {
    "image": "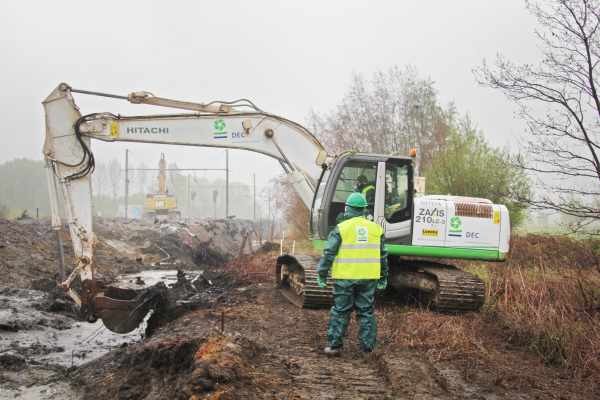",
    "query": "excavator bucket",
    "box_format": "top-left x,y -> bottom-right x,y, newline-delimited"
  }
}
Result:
93,283 -> 168,334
